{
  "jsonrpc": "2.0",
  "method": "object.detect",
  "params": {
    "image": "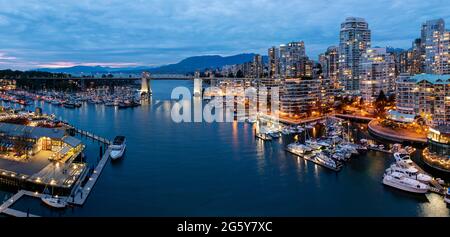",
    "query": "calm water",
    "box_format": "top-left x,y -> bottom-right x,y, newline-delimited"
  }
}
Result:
2,80 -> 450,217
